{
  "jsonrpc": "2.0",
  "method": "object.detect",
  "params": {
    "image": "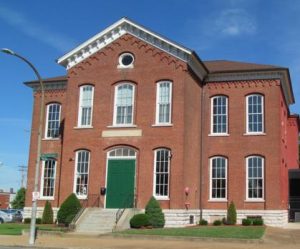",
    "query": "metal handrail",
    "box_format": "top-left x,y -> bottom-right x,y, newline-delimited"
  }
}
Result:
69,193 -> 102,229
115,195 -> 133,224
